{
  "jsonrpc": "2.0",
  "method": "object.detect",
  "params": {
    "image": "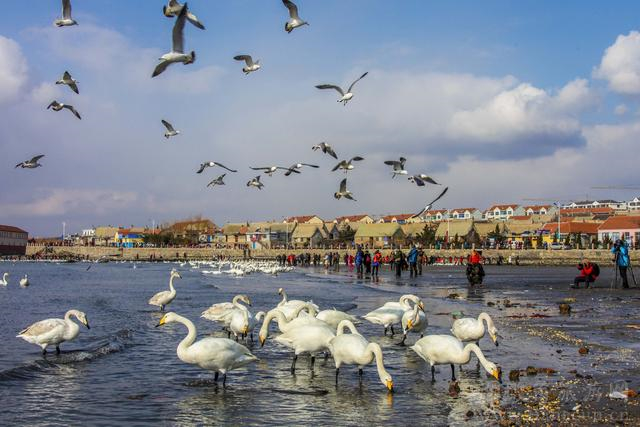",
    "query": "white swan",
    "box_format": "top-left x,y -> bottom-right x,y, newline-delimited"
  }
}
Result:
364,295 -> 423,336
274,323 -> 335,373
328,320 -> 393,391
0,272 -> 8,286
20,274 -> 30,287
228,305 -> 263,342
17,309 -> 90,354
156,312 -> 257,386
201,294 -> 252,330
411,335 -> 500,382
400,299 -> 427,345
259,304 -> 325,346
148,269 -> 182,311
451,313 -> 499,346
277,287 -> 319,320
316,308 -> 359,329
